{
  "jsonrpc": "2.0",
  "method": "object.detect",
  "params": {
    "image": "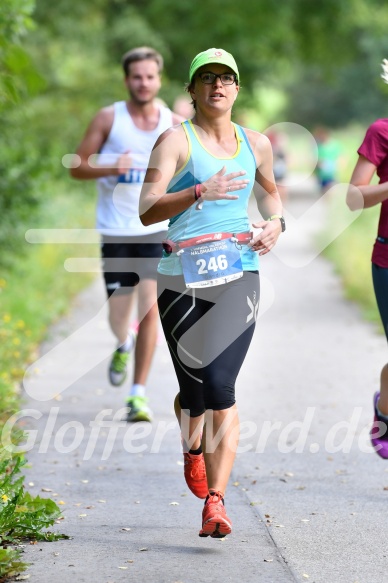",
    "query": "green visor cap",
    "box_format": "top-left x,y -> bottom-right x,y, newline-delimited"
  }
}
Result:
189,48 -> 239,83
